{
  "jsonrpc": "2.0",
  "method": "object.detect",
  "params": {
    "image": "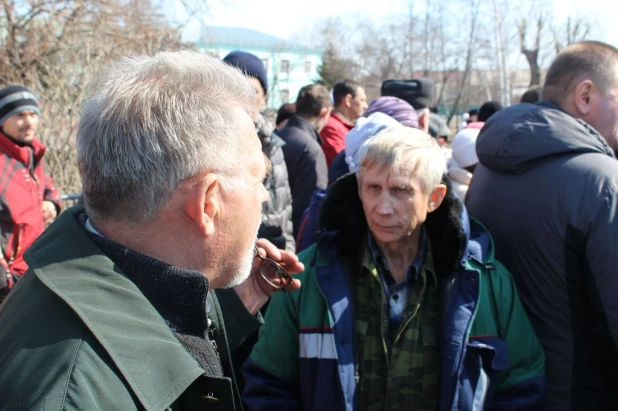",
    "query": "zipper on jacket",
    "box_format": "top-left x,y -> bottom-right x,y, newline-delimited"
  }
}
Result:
393,278 -> 427,344
8,224 -> 23,263
483,262 -> 504,338
394,300 -> 423,344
